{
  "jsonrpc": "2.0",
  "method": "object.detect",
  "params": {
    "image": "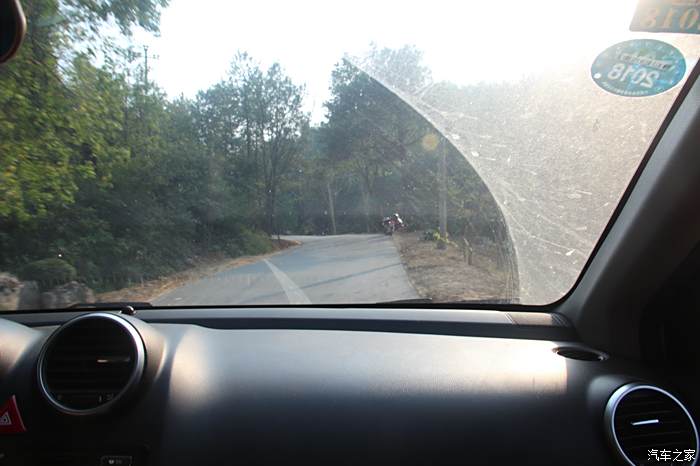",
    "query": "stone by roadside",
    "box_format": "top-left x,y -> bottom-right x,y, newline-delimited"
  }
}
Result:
40,281 -> 95,309
0,273 -> 22,310
0,274 -> 94,311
